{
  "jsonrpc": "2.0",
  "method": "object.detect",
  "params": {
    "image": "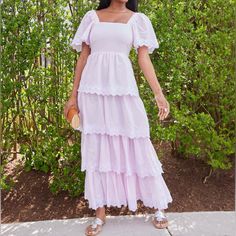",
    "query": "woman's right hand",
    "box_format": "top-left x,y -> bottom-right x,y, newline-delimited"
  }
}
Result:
64,95 -> 79,120
154,93 -> 170,121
